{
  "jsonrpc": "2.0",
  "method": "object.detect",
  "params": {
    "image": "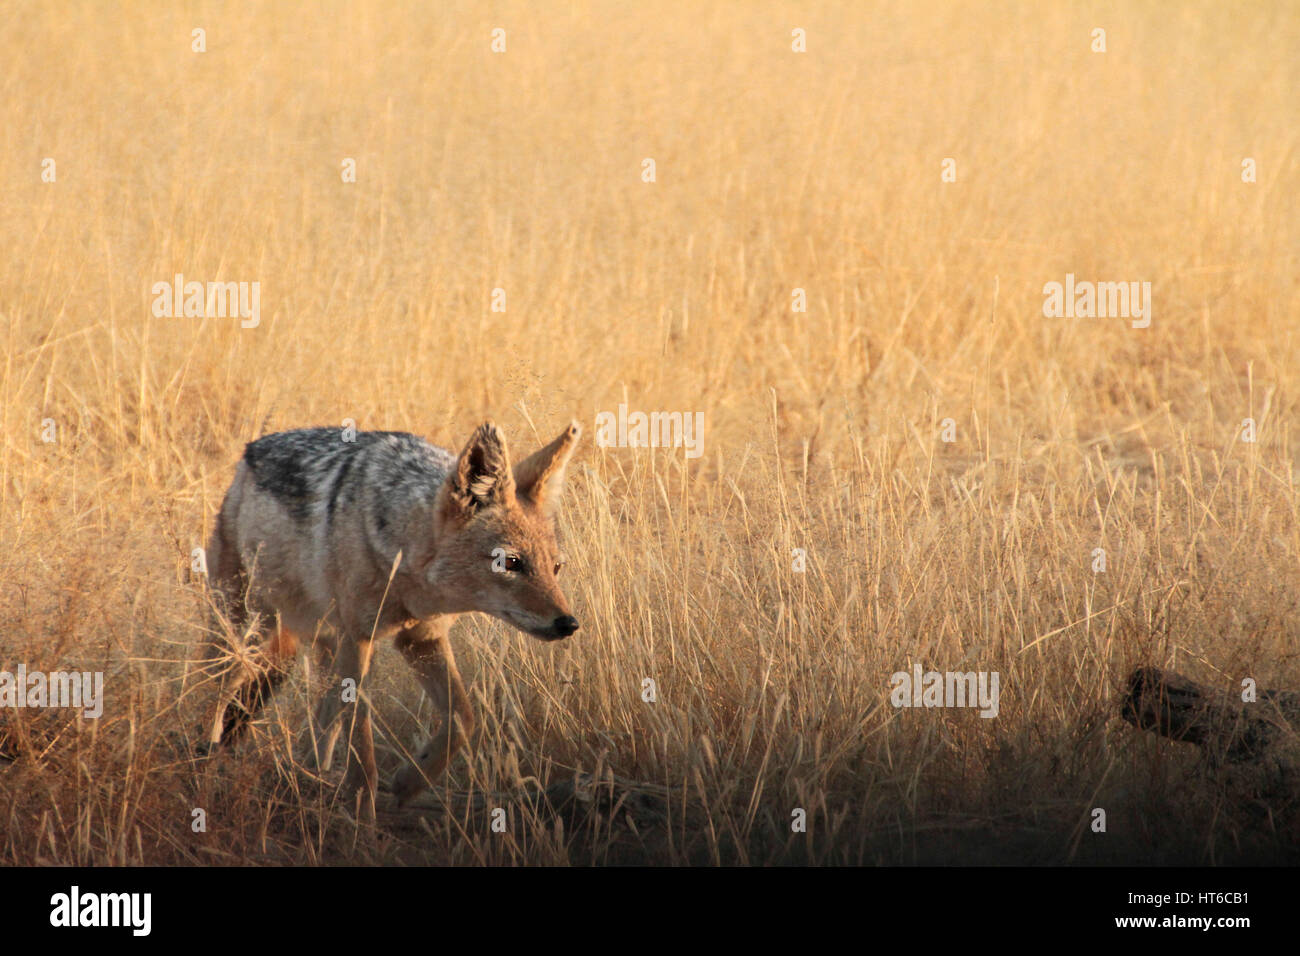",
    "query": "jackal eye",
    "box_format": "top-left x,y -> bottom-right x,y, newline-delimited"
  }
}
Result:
504,555 -> 525,573
554,560 -> 565,575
